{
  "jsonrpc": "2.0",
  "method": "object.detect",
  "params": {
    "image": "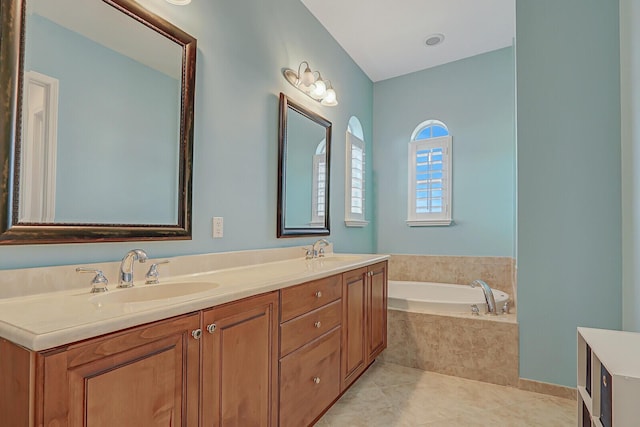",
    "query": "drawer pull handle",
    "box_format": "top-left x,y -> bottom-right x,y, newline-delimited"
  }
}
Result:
602,375 -> 607,387
313,377 -> 321,384
314,321 -> 322,328
207,323 -> 217,334
315,291 -> 322,298
192,329 -> 202,340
